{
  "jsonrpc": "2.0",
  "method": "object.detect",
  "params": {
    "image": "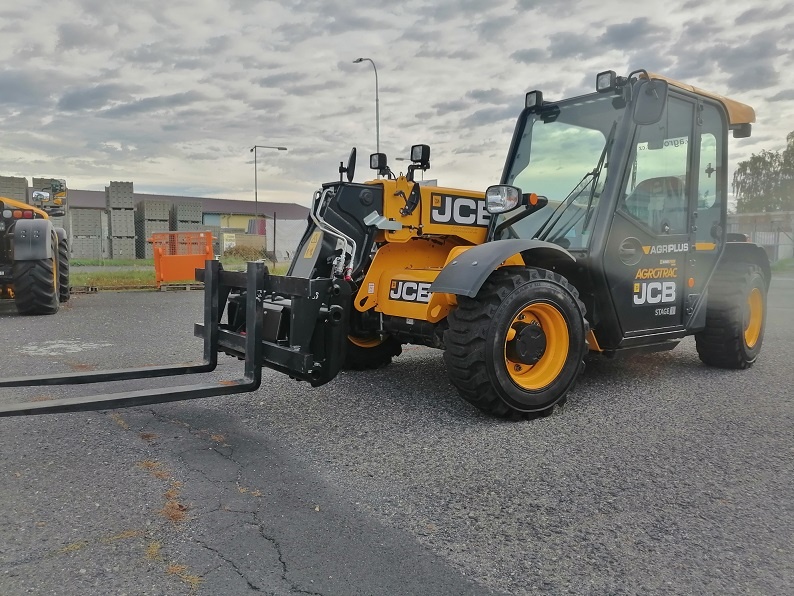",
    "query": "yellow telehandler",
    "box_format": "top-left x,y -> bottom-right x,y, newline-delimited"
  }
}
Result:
0,70 -> 768,418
